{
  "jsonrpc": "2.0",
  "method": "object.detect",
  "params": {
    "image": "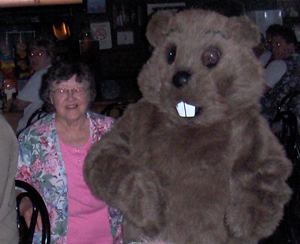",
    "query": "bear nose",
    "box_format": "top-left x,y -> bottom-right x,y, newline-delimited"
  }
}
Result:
172,71 -> 191,88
